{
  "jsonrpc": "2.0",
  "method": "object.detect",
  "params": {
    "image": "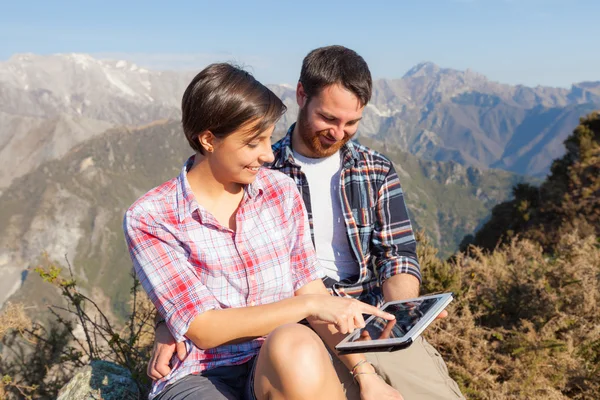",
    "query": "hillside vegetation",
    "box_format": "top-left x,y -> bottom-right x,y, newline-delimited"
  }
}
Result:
421,112 -> 600,399
464,111 -> 600,253
1,113 -> 599,399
